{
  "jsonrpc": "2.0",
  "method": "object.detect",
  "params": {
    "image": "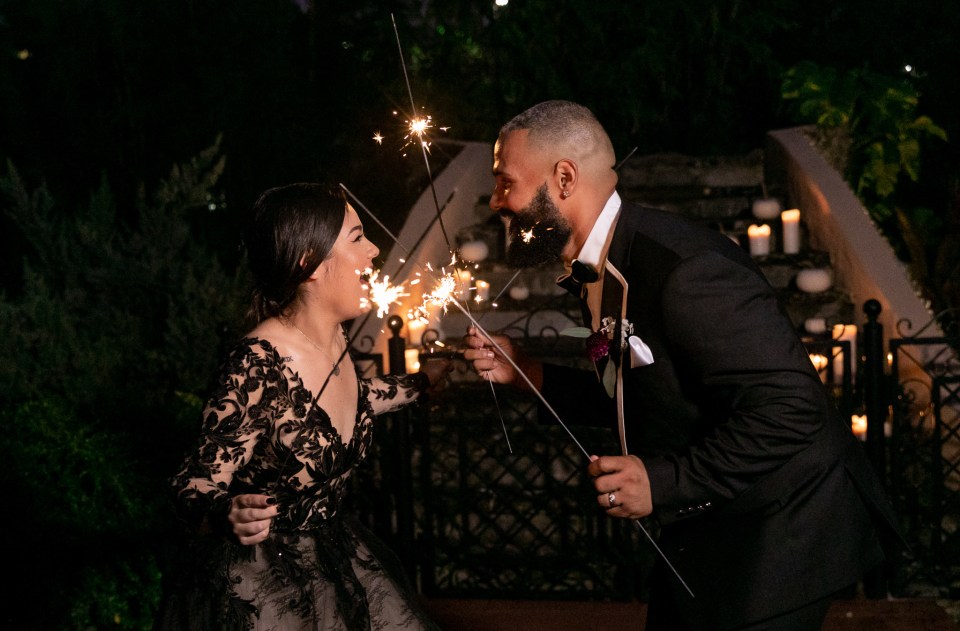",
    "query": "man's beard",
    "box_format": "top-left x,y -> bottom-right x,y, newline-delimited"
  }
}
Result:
505,185 -> 572,268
